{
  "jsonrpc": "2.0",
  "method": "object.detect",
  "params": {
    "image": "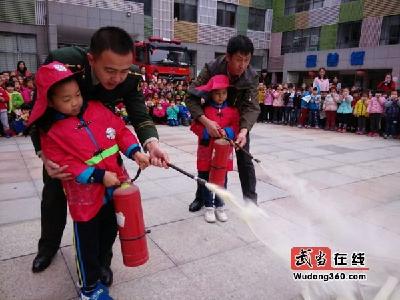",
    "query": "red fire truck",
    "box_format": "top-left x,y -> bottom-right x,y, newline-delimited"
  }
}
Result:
133,36 -> 191,82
